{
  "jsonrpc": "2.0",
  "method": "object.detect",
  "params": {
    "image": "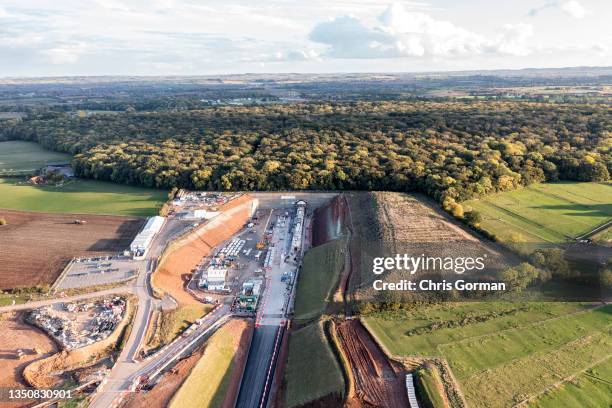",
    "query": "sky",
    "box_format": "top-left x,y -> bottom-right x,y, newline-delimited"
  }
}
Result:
0,0 -> 611,77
